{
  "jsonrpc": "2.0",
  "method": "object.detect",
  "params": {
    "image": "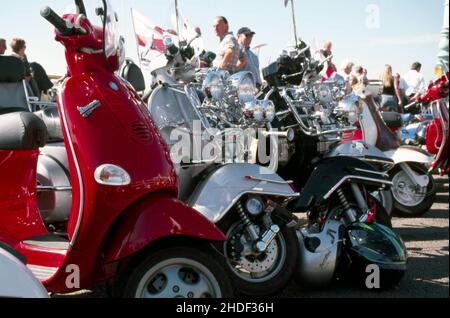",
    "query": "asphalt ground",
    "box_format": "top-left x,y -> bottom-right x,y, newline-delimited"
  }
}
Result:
54,175 -> 449,299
